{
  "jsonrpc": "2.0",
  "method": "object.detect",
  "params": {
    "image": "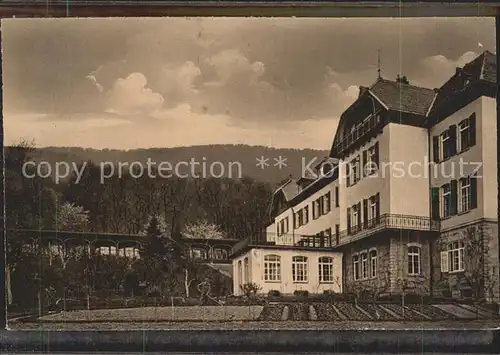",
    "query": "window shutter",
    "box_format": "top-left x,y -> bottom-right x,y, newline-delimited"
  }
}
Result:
450,179 -> 458,215
432,136 -> 440,163
469,113 -> 476,147
312,201 -> 316,220
357,202 -> 362,227
335,186 -> 339,207
347,207 -> 351,234
346,163 -> 351,187
375,193 -> 381,221
440,251 -> 449,273
374,142 -> 380,170
363,199 -> 368,228
449,125 -> 457,156
431,187 -> 440,220
362,150 -> 368,177
470,174 -> 478,209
